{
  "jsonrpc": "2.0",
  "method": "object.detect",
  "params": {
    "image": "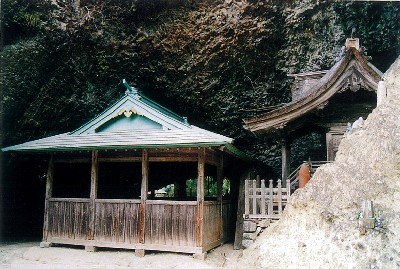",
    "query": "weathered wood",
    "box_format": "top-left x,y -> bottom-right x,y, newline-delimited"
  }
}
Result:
99,157 -> 142,162
42,154 -> 54,242
244,179 -> 249,216
260,179 -> 266,215
146,200 -> 197,205
145,203 -> 197,247
243,179 -> 291,221
278,180 -> 282,214
47,200 -> 90,240
196,148 -> 205,247
88,150 -> 98,240
49,198 -> 90,203
149,156 -> 198,162
44,237 -> 203,254
203,202 -> 221,246
268,180 -> 273,215
234,177 -> 246,250
281,138 -> 291,182
94,200 -> 140,244
217,155 -> 223,241
252,180 -> 256,215
139,149 -> 149,243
